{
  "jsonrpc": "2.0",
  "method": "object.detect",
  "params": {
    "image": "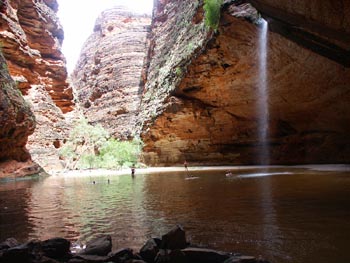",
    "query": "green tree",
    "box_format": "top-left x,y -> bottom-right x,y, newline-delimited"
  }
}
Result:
60,117 -> 109,169
60,117 -> 143,170
98,138 -> 142,169
203,0 -> 223,31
